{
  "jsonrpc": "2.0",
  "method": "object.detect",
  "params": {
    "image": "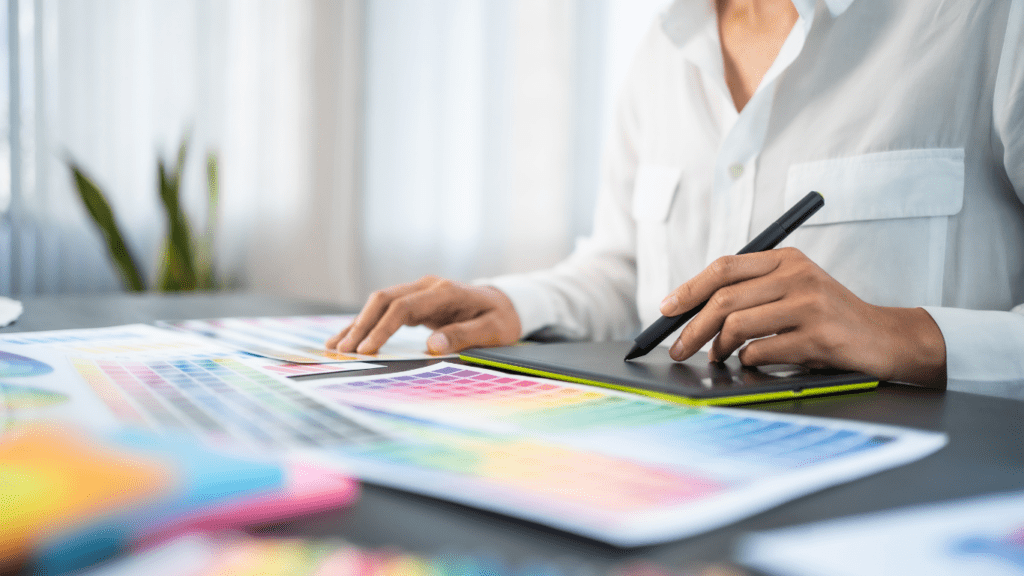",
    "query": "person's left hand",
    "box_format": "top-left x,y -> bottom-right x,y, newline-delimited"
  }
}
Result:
659,247 -> 947,386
